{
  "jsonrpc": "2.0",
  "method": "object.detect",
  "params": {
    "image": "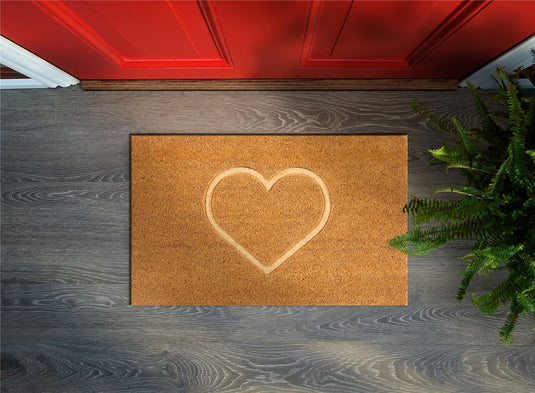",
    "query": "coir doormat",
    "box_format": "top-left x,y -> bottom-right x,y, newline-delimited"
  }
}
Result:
131,135 -> 407,305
